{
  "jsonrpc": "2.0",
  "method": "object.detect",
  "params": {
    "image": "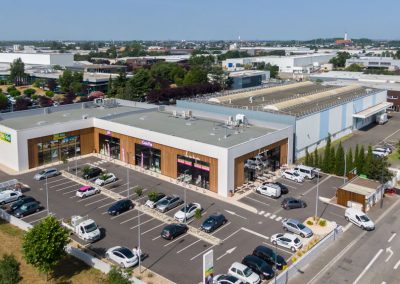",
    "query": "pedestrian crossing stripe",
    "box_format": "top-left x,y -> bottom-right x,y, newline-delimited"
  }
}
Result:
264,212 -> 271,217
258,210 -> 265,215
269,214 -> 276,219
275,216 -> 282,222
